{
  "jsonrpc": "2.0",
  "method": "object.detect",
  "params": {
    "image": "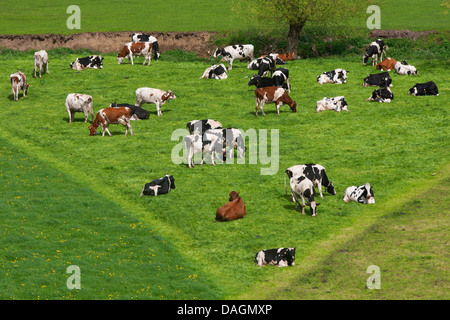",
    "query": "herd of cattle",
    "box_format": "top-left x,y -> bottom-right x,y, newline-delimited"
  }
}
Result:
8,34 -> 440,267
